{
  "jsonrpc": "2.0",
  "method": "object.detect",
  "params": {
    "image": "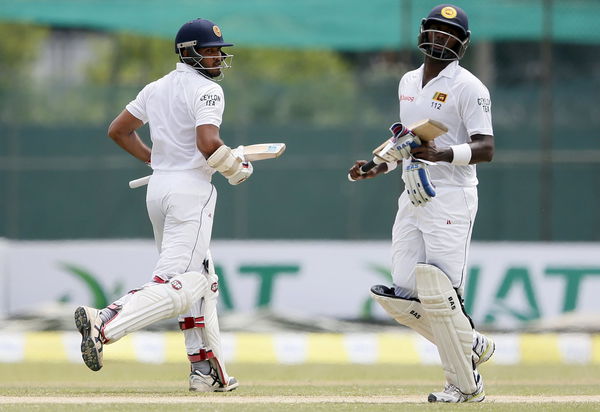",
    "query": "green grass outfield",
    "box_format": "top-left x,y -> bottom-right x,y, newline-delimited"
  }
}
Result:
1,362 -> 600,411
